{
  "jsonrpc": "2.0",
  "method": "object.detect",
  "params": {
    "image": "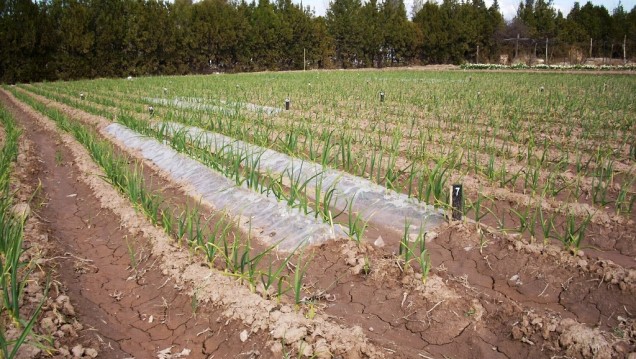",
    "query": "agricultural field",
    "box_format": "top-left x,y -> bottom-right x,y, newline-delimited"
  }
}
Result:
0,69 -> 635,358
